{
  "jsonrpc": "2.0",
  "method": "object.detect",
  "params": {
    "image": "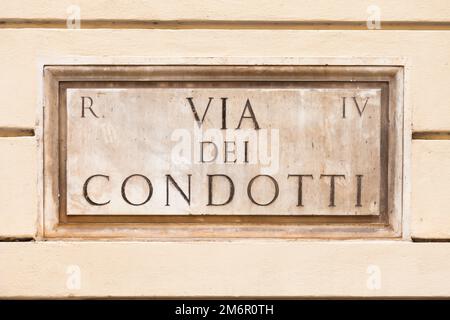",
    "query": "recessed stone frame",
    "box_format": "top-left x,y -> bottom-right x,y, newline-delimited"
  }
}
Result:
42,65 -> 404,240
